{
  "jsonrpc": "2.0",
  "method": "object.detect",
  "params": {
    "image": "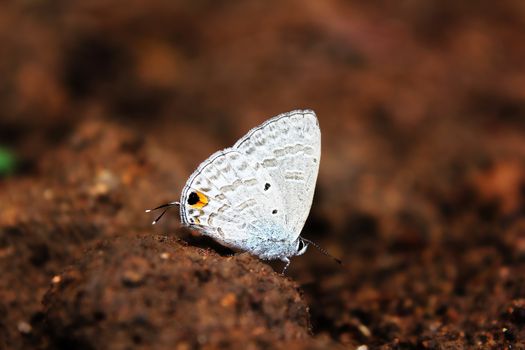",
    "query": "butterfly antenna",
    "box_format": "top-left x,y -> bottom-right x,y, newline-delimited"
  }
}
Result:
145,201 -> 180,225
301,237 -> 342,265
